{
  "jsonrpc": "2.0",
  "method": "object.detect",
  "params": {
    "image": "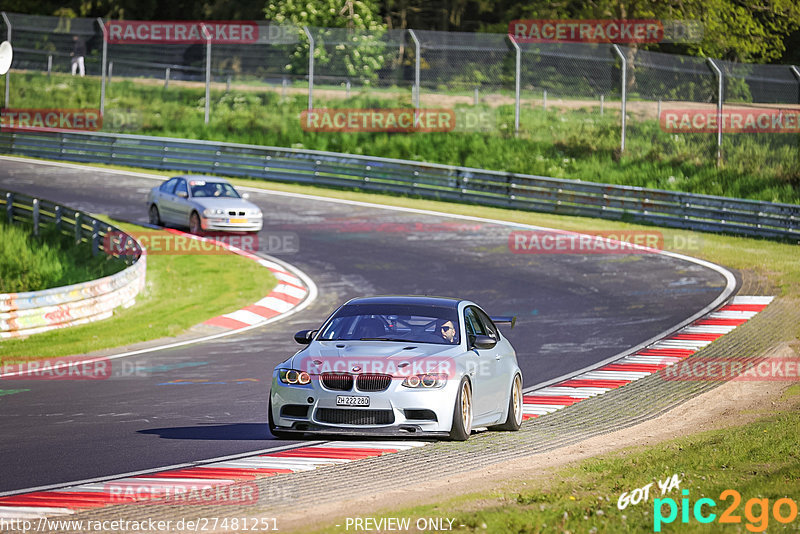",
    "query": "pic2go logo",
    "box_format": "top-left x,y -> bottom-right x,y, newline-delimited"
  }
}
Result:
654,489 -> 798,532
